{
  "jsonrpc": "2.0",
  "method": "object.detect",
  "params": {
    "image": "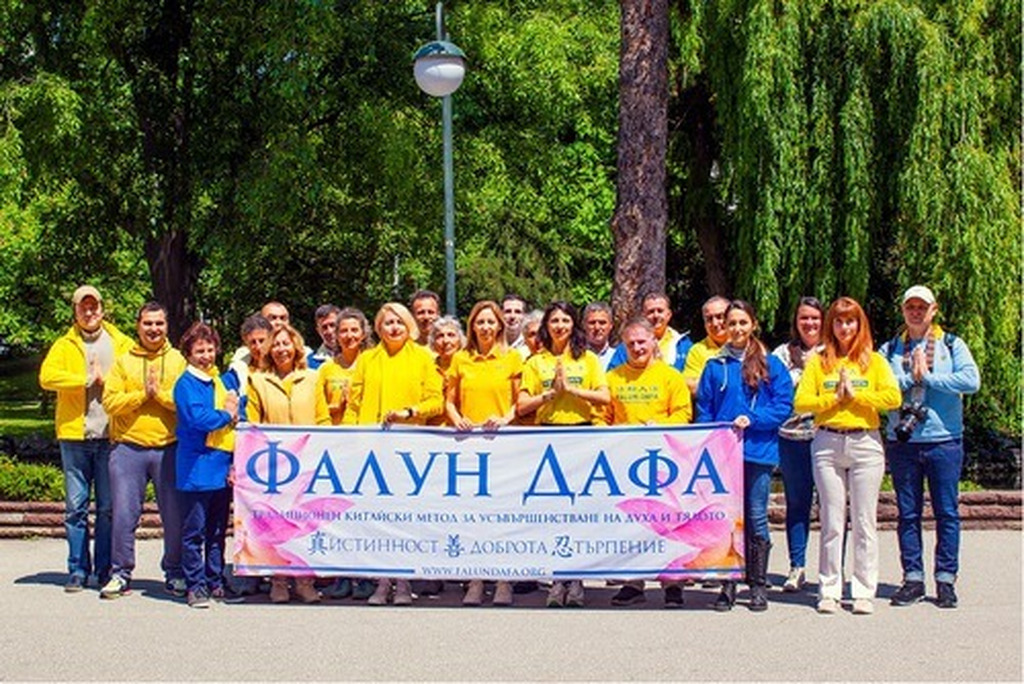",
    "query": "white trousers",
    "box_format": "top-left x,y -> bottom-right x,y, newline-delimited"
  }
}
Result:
812,429 -> 885,601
